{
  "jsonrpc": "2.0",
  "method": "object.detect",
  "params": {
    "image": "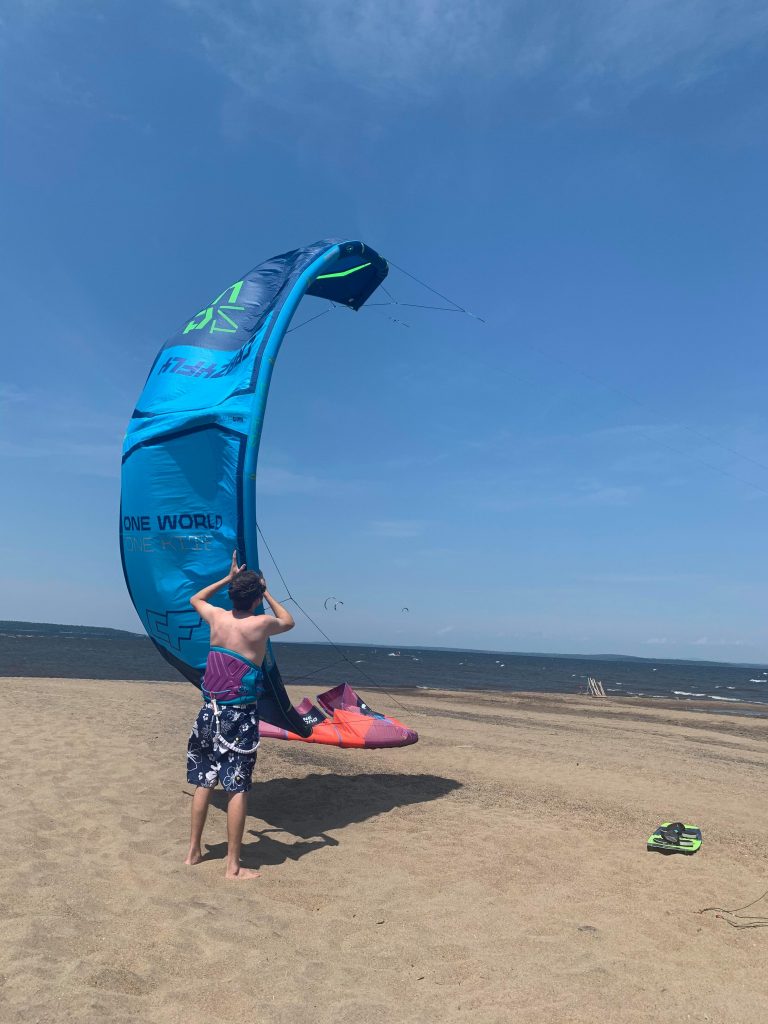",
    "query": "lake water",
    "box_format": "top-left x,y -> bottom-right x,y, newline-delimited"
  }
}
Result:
2,621 -> 767,713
